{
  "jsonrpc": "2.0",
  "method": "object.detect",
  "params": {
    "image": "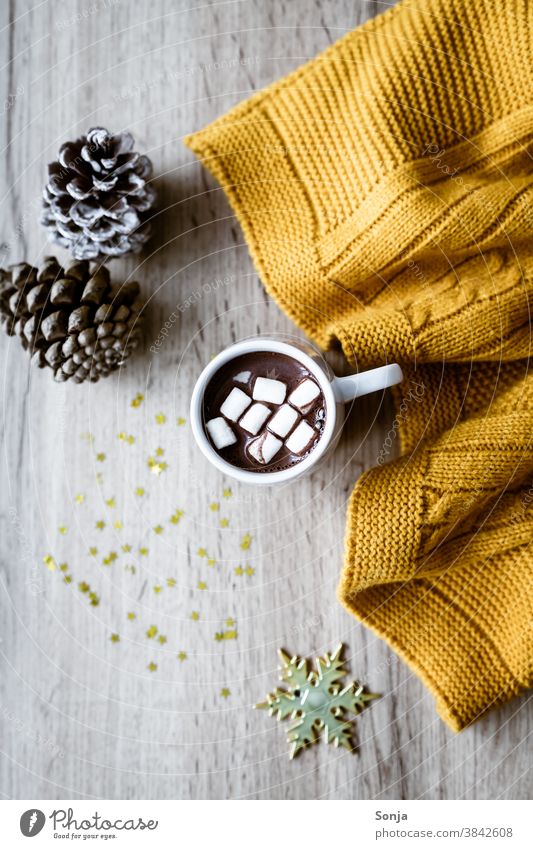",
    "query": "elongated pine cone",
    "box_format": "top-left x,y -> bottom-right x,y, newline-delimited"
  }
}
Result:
41,127 -> 156,260
0,256 -> 144,383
